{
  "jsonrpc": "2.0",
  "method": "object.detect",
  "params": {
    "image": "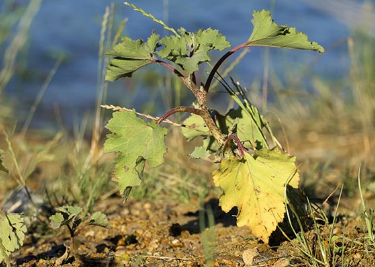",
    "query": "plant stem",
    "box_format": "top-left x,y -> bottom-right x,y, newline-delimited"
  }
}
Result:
153,59 -> 195,91
225,134 -> 246,157
204,42 -> 248,93
156,106 -> 204,124
153,54 -> 227,146
194,89 -> 226,146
